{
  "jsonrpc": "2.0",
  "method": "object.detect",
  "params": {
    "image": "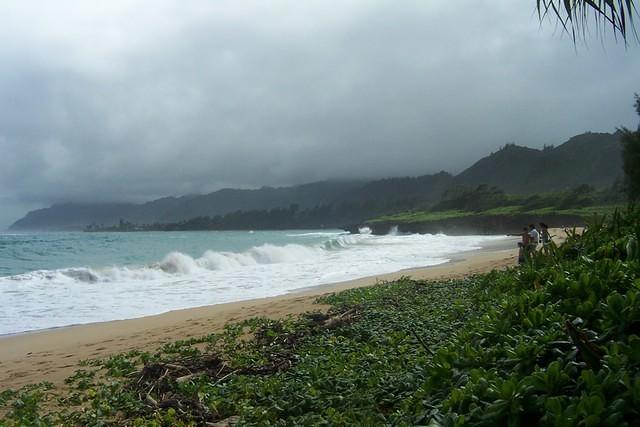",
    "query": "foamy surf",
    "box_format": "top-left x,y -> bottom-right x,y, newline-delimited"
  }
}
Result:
0,230 -> 508,335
